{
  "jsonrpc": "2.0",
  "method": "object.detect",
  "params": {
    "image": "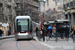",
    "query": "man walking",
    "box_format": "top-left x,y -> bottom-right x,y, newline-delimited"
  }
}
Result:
47,25 -> 52,40
0,29 -> 3,37
64,26 -> 69,39
36,26 -> 38,37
